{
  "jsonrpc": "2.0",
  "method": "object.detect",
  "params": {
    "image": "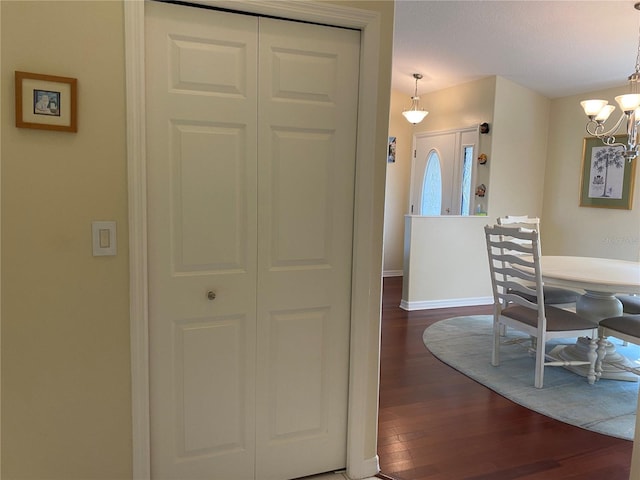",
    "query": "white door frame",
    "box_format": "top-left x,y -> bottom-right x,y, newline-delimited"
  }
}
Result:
0,5 -> 3,479
124,1 -> 383,479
